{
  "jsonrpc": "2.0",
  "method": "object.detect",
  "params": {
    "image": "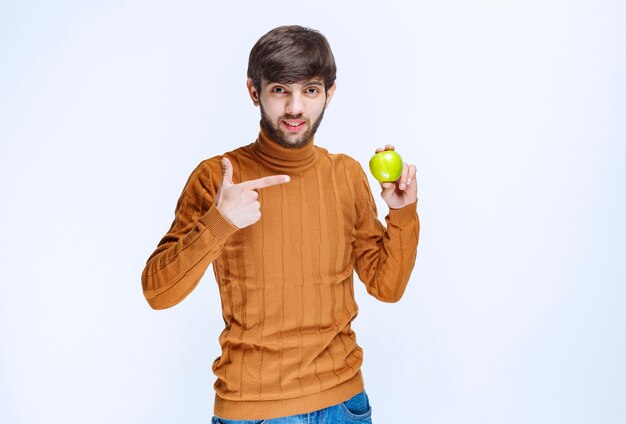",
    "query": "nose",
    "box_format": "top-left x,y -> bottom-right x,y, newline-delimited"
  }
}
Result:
286,92 -> 304,115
